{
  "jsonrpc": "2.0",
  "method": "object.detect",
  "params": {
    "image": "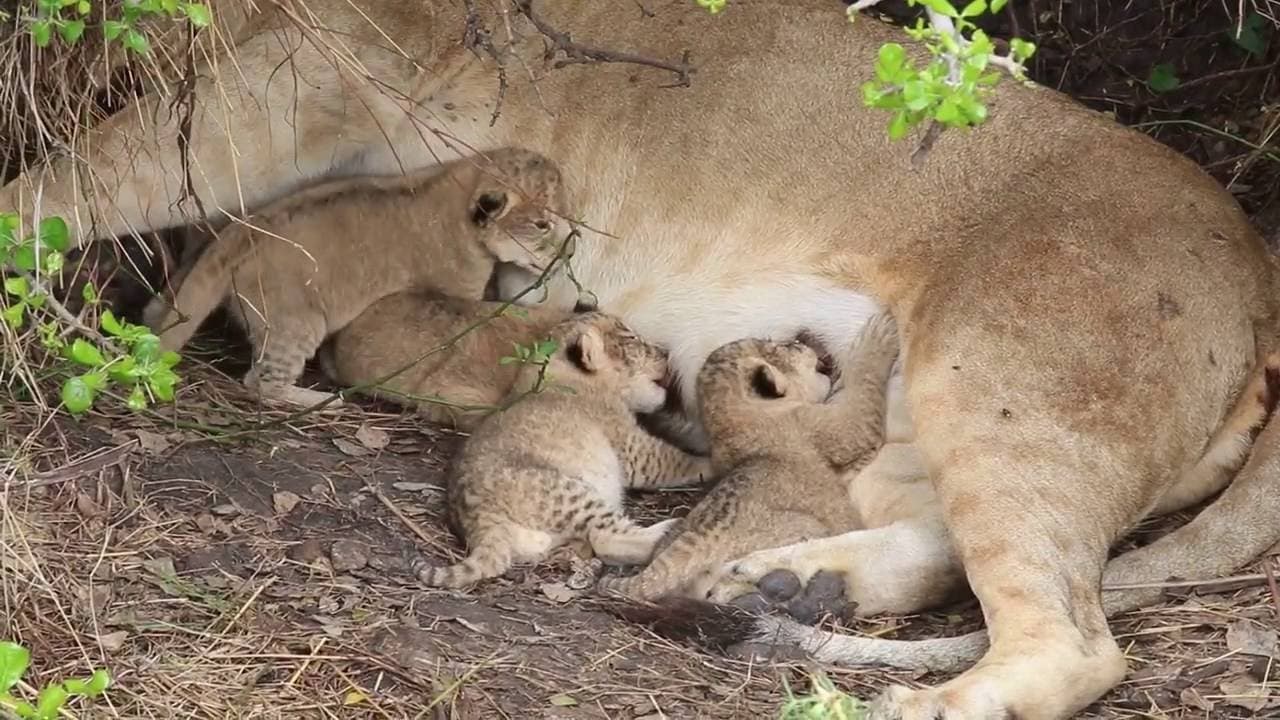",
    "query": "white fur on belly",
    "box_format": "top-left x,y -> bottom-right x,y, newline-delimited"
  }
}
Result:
612,277 -> 889,414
